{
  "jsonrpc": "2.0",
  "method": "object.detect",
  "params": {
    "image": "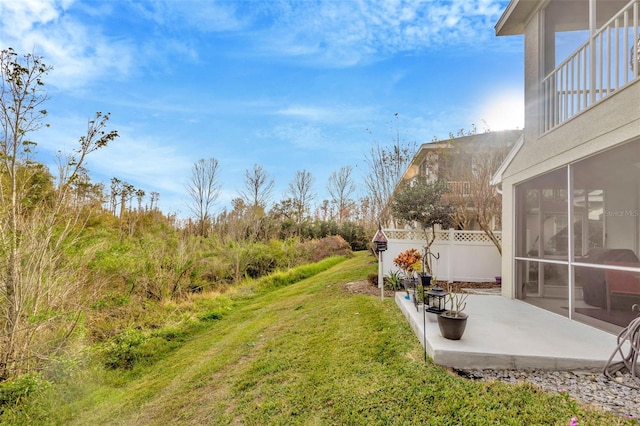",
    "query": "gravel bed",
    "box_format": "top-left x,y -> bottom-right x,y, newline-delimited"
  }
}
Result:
358,280 -> 639,420
454,368 -> 640,421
